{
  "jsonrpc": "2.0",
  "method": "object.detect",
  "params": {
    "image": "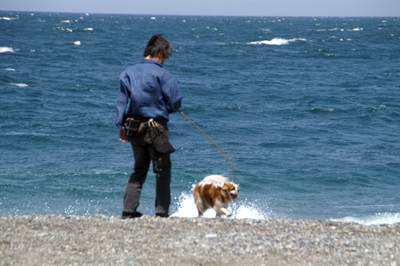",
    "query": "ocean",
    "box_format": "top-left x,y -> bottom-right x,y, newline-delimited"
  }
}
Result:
1,12 -> 399,225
